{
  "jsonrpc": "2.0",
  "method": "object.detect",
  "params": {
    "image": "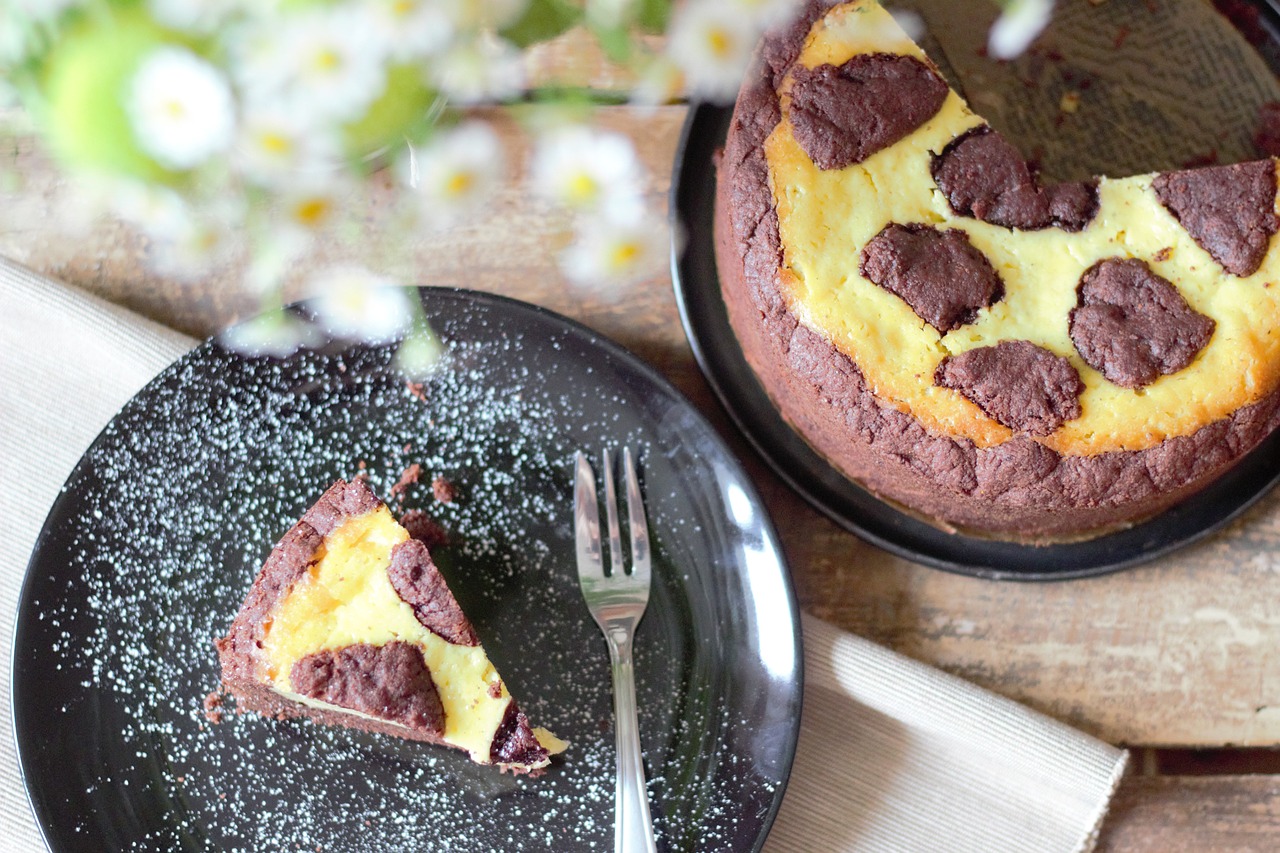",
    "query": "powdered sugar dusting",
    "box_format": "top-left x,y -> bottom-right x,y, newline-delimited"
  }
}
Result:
16,292 -> 795,851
